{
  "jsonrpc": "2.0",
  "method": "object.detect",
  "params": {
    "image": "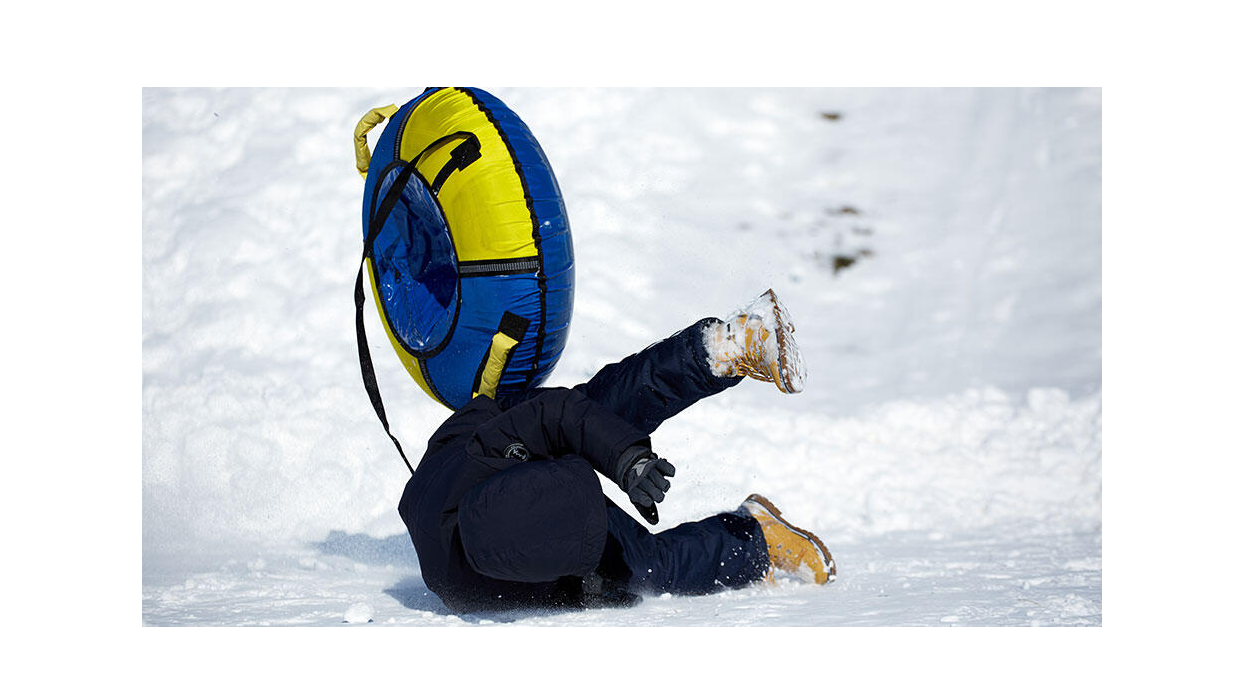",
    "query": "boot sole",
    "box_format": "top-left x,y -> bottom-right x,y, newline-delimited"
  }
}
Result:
761,289 -> 804,394
745,493 -> 837,583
